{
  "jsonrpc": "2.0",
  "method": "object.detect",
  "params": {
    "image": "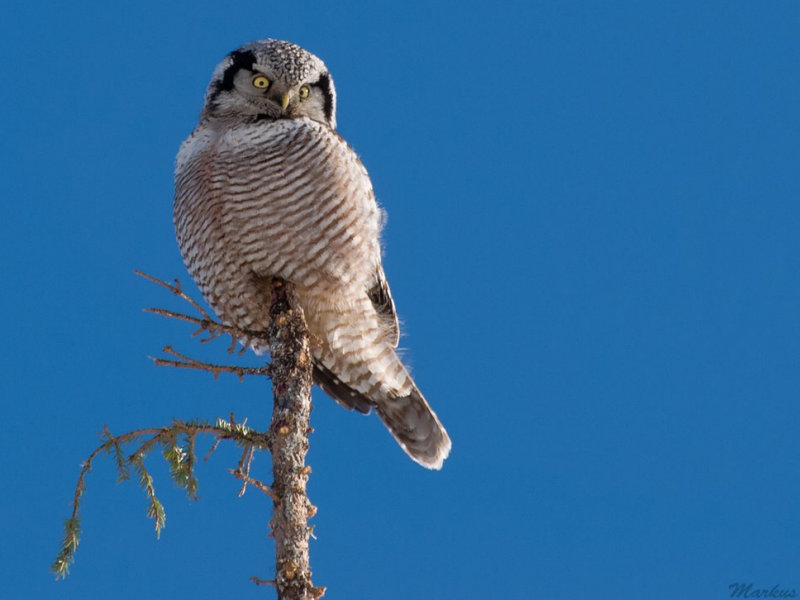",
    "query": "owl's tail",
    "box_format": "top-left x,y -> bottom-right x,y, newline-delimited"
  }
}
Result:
375,385 -> 452,470
306,289 -> 451,469
312,359 -> 451,469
